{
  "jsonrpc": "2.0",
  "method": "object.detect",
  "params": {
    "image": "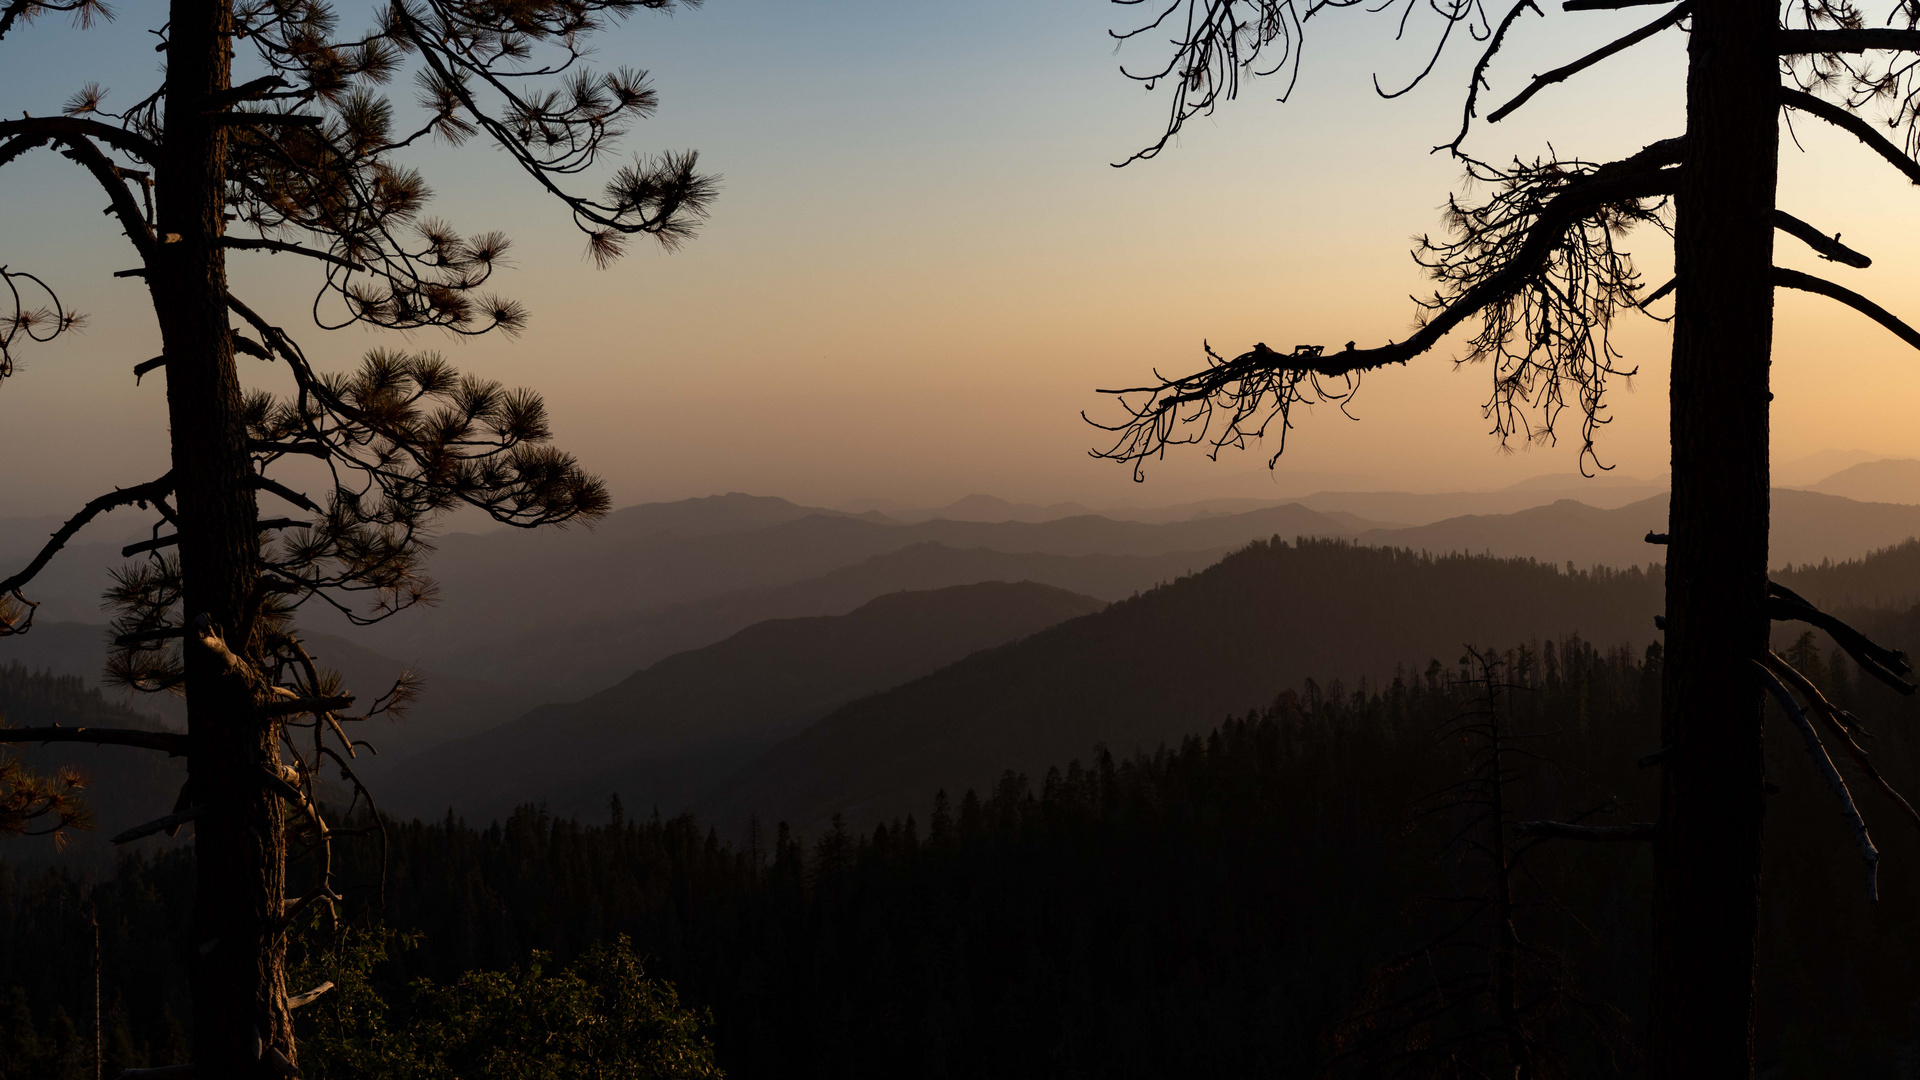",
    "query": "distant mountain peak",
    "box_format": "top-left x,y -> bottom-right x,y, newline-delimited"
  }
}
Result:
1808,458 -> 1920,506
